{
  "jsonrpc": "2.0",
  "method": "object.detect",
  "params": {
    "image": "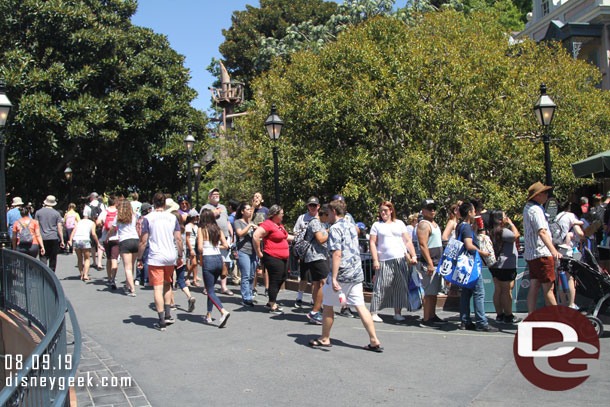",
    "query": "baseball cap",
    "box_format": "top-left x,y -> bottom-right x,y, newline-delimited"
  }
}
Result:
421,198 -> 436,209
208,188 -> 219,196
89,192 -> 99,199
356,222 -> 366,230
332,194 -> 345,201
140,203 -> 152,213
307,196 -> 319,205
188,209 -> 199,217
